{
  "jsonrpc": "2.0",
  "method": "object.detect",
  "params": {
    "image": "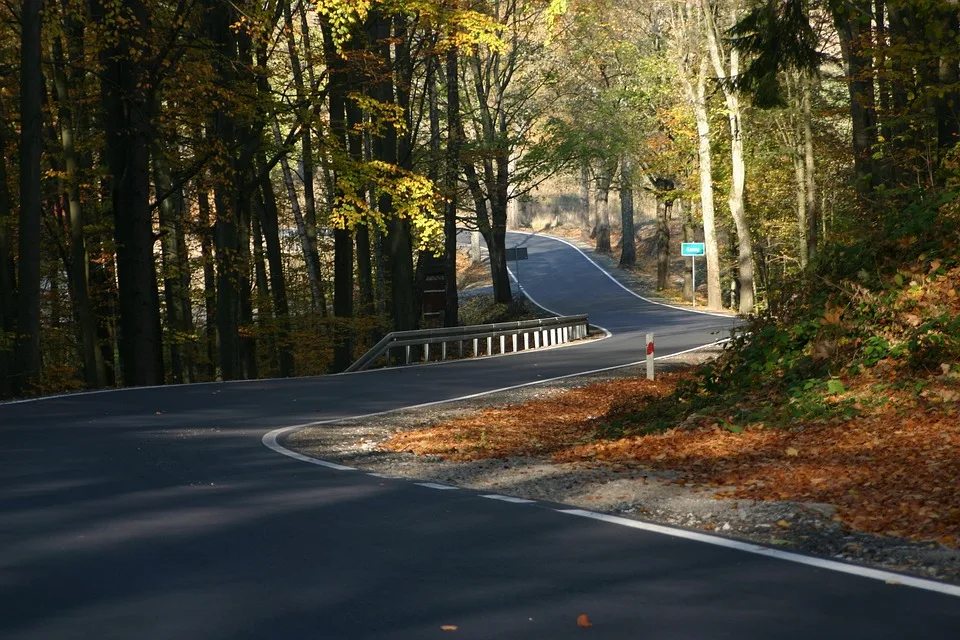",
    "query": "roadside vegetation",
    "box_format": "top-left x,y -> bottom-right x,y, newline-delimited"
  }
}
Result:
386,200 -> 960,544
